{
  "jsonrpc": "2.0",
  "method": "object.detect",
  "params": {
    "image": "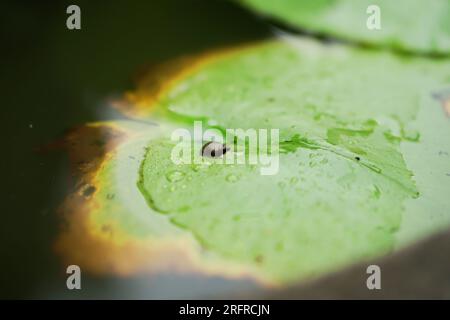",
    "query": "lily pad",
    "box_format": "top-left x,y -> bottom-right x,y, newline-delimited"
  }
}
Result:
57,37 -> 450,285
238,0 -> 450,55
